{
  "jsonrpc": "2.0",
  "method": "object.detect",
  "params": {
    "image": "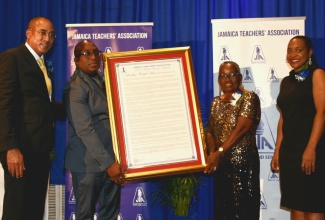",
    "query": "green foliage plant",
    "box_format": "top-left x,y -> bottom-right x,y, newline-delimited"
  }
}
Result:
152,174 -> 200,216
